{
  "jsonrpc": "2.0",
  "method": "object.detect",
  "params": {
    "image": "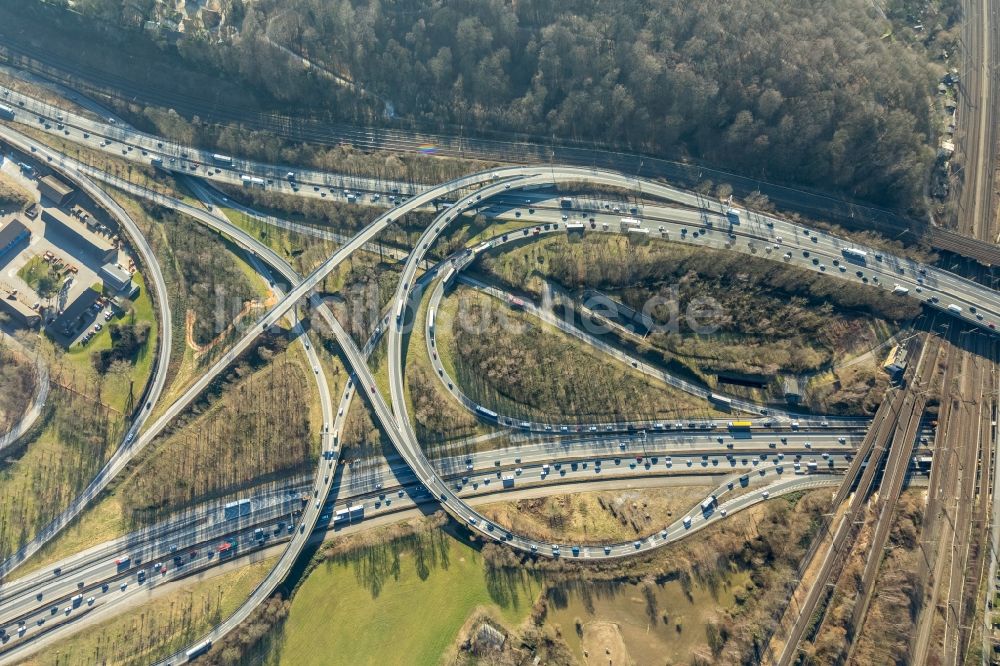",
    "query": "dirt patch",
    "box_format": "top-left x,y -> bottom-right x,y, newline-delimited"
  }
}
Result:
581,621 -> 633,665
184,292 -> 276,355
479,485 -> 713,545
